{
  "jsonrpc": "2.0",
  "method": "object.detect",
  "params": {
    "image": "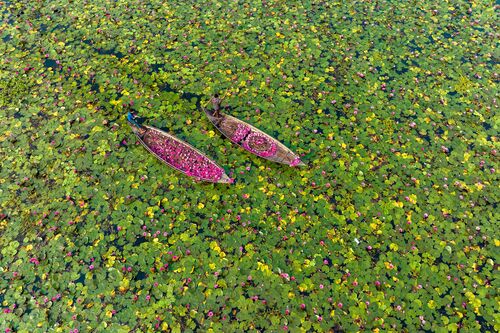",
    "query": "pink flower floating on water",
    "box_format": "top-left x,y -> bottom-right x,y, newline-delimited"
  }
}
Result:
242,132 -> 277,158
142,129 -> 223,182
